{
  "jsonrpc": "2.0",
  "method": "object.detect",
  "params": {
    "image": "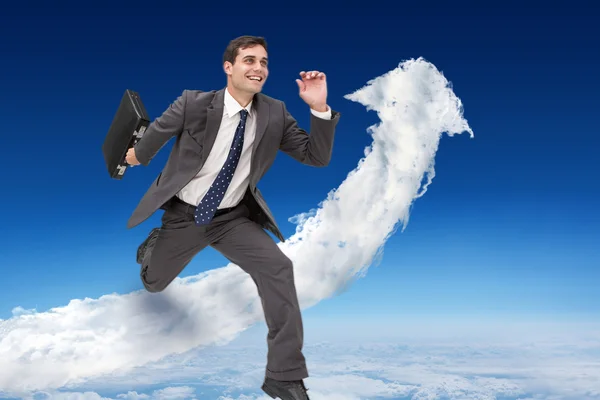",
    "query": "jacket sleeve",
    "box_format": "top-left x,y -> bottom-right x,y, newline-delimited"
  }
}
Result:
279,102 -> 341,167
134,90 -> 187,166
